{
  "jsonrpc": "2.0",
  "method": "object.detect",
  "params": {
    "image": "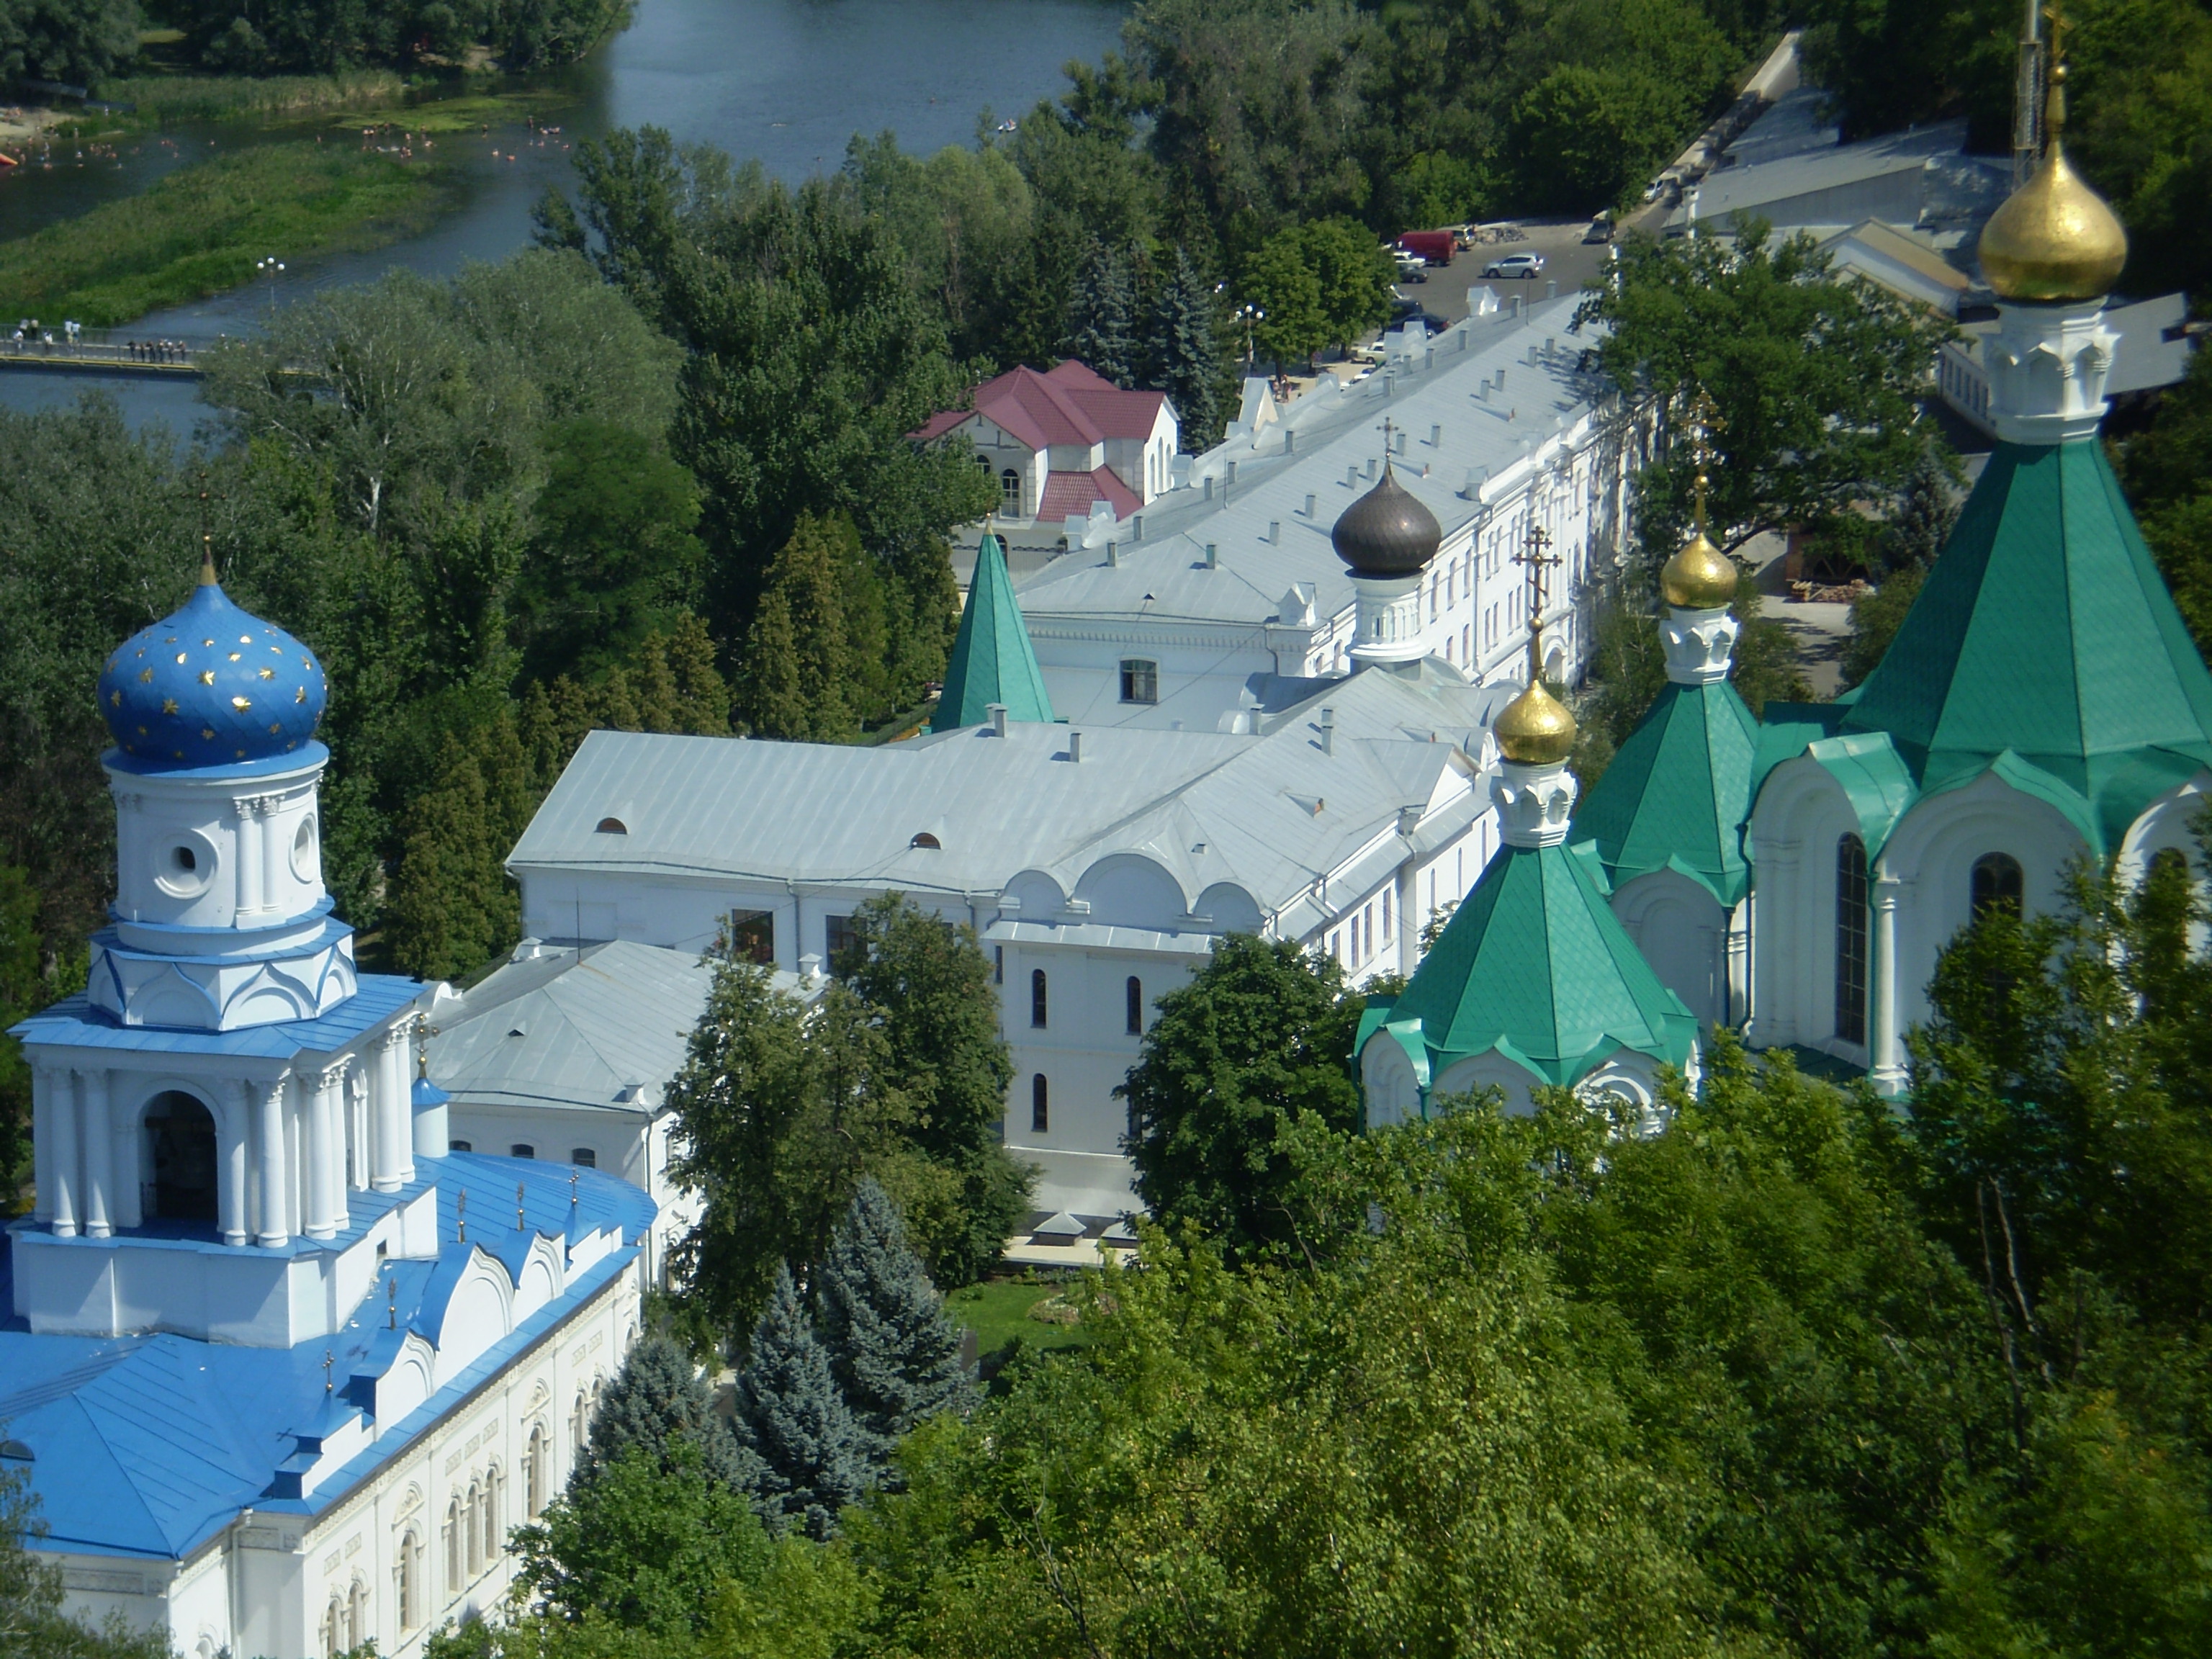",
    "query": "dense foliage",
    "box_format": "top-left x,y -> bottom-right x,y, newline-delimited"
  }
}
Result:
665,895 -> 1029,1344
